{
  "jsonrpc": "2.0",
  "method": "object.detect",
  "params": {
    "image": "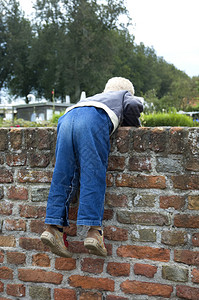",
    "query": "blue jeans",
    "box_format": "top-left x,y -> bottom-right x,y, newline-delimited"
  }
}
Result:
45,107 -> 113,227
